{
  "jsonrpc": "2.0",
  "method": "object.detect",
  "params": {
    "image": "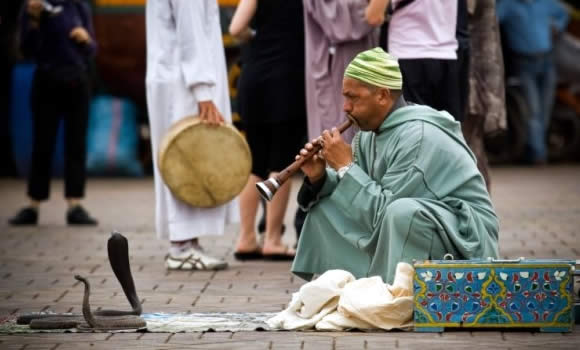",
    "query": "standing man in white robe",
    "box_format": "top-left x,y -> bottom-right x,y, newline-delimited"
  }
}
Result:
146,0 -> 239,270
